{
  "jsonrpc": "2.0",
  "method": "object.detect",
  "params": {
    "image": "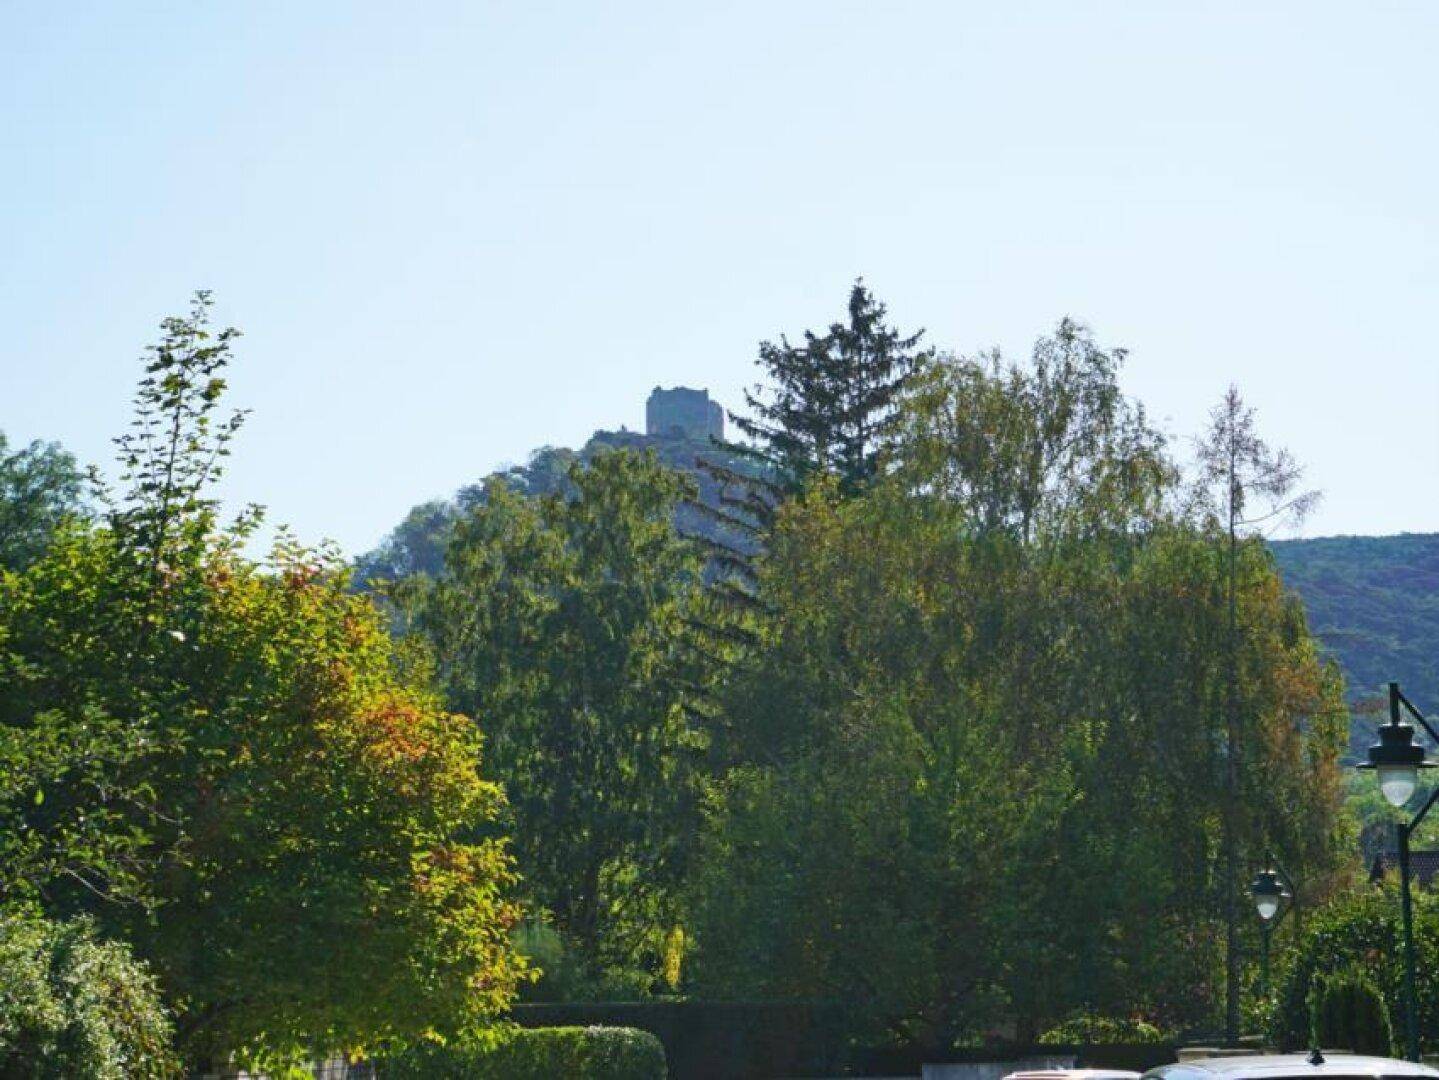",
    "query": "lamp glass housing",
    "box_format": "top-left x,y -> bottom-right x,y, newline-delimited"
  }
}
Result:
1256,893 -> 1280,920
1379,764 -> 1420,808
